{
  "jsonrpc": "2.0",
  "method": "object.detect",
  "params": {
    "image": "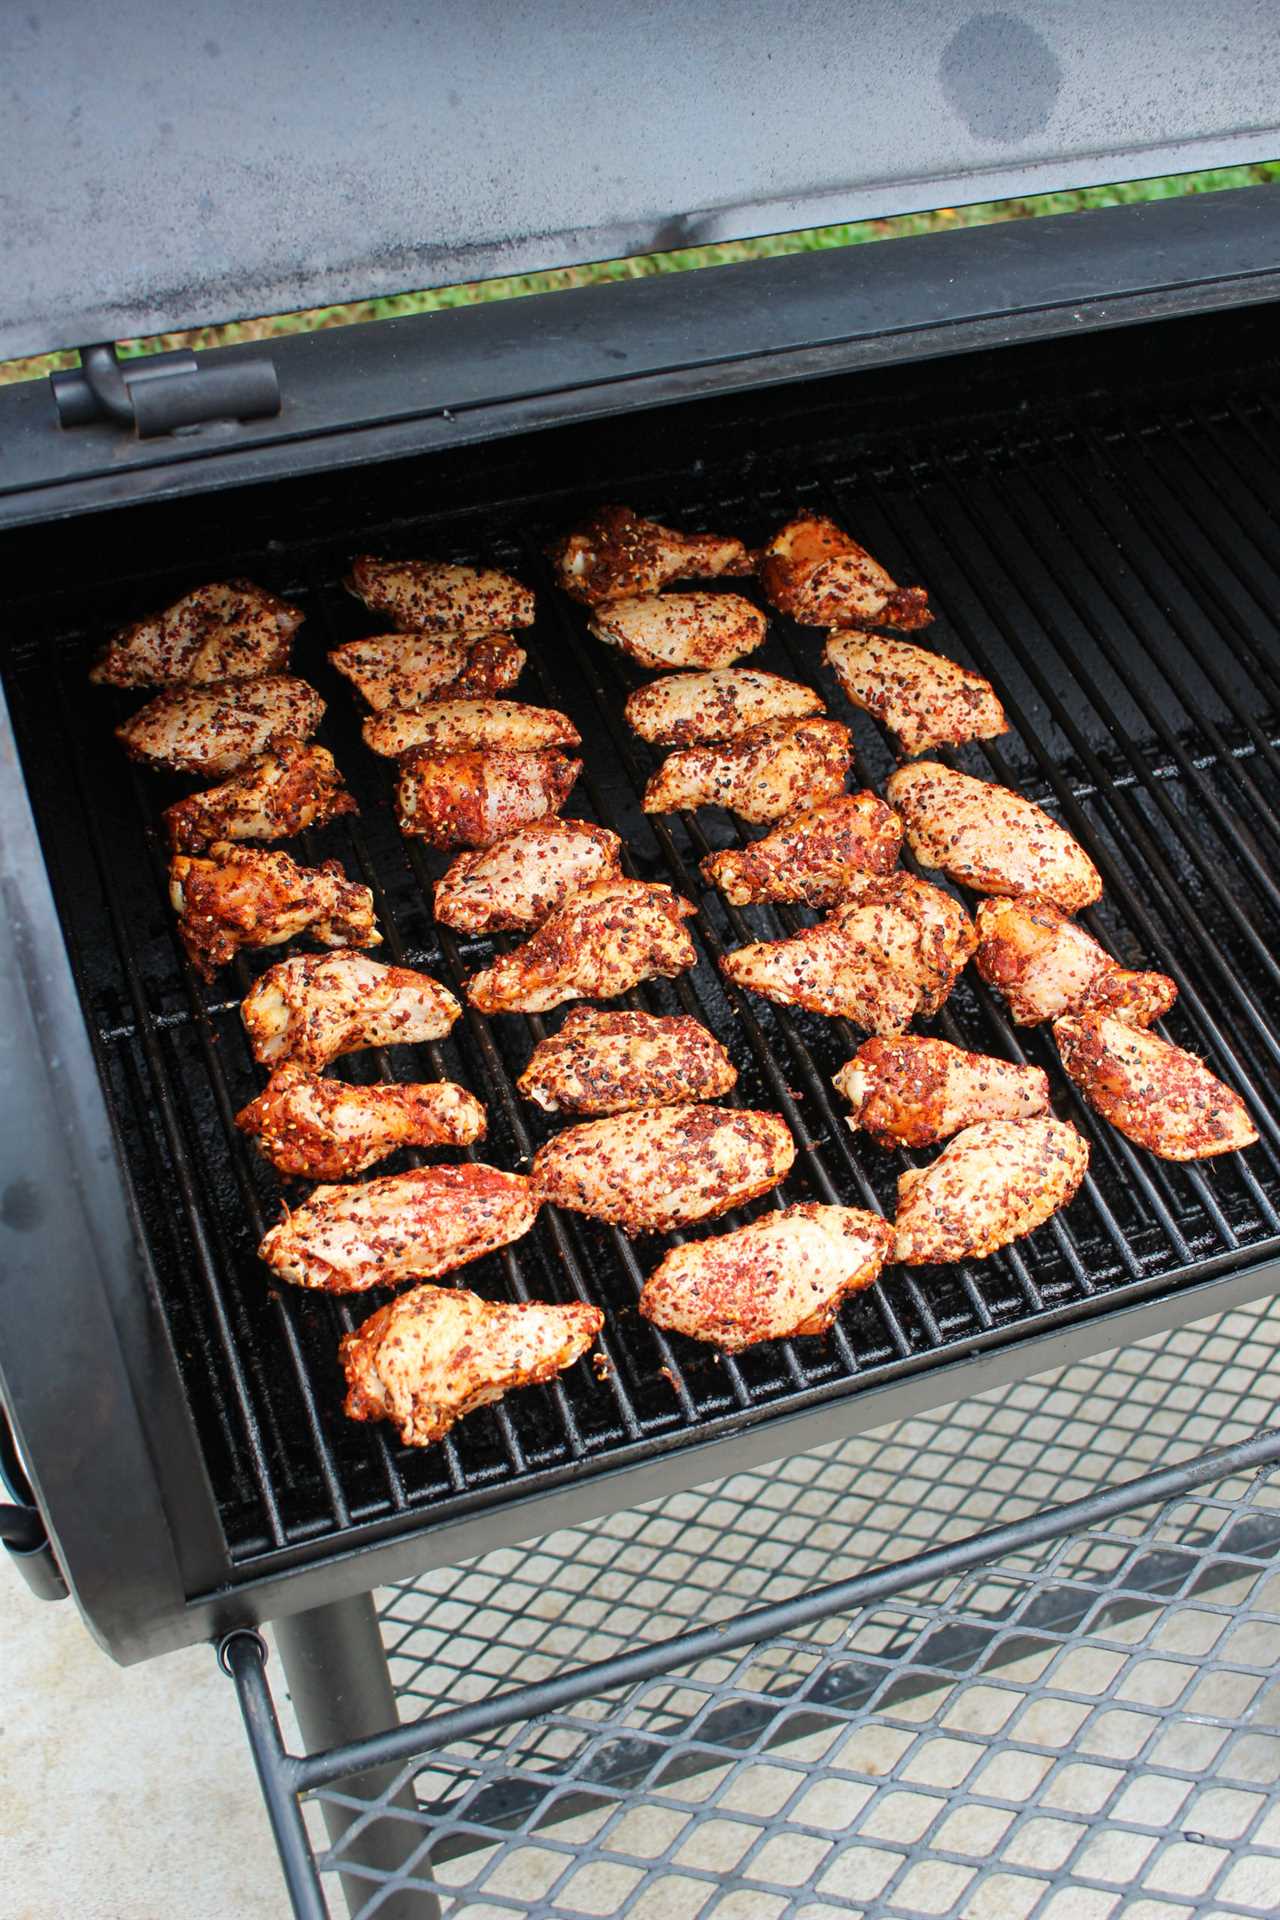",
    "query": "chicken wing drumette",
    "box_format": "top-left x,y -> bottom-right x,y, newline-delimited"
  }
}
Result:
328,631 -> 526,708
589,593 -> 767,670
465,877 -> 698,1014
643,717 -> 852,825
241,951 -> 460,1069
434,819 -> 624,934
1054,1014 -> 1259,1160
346,557 -> 535,634
894,1116 -> 1090,1264
396,747 -> 581,849
975,896 -> 1176,1027
886,762 -> 1102,912
519,1008 -> 737,1115
91,580 -> 302,687
760,516 -> 932,630
701,791 -> 902,906
169,843 -> 378,978
835,1035 -> 1050,1149
162,742 -> 357,854
236,1066 -> 486,1179
363,697 -> 579,759
117,676 -> 326,777
624,668 -> 823,745
826,632 -> 1007,756
548,504 -> 754,605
